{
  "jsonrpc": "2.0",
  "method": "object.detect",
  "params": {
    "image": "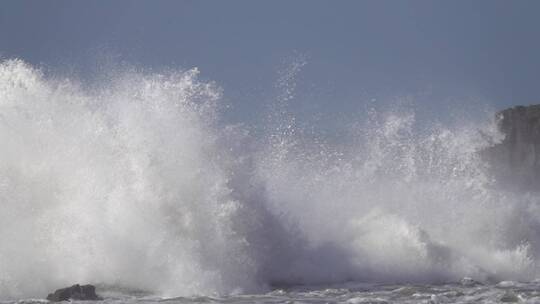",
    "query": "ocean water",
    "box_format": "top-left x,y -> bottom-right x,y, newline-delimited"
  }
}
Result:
1,59 -> 539,303
10,281 -> 540,304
